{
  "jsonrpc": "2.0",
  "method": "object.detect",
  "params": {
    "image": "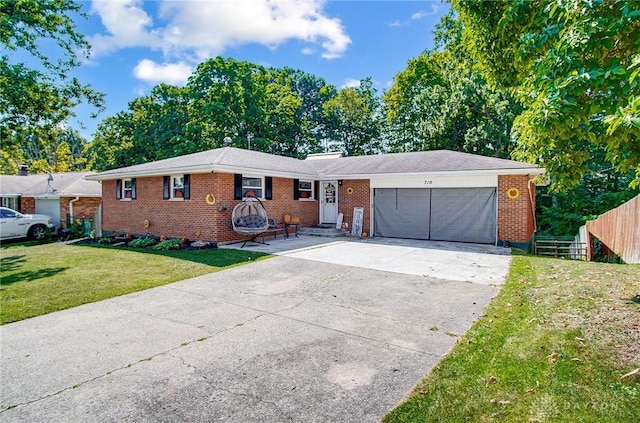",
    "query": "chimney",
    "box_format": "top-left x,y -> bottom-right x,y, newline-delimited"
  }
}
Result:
18,165 -> 28,176
223,137 -> 232,147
